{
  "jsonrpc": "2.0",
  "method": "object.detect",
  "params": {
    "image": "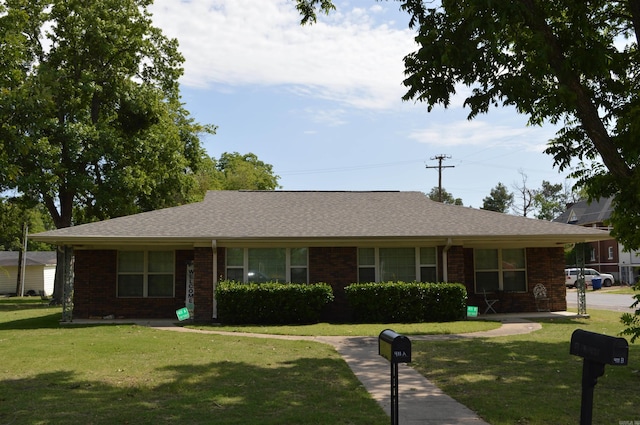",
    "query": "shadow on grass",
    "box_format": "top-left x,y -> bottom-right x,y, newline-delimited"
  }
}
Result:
410,325 -> 639,425
0,358 -> 387,425
0,311 -> 63,330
